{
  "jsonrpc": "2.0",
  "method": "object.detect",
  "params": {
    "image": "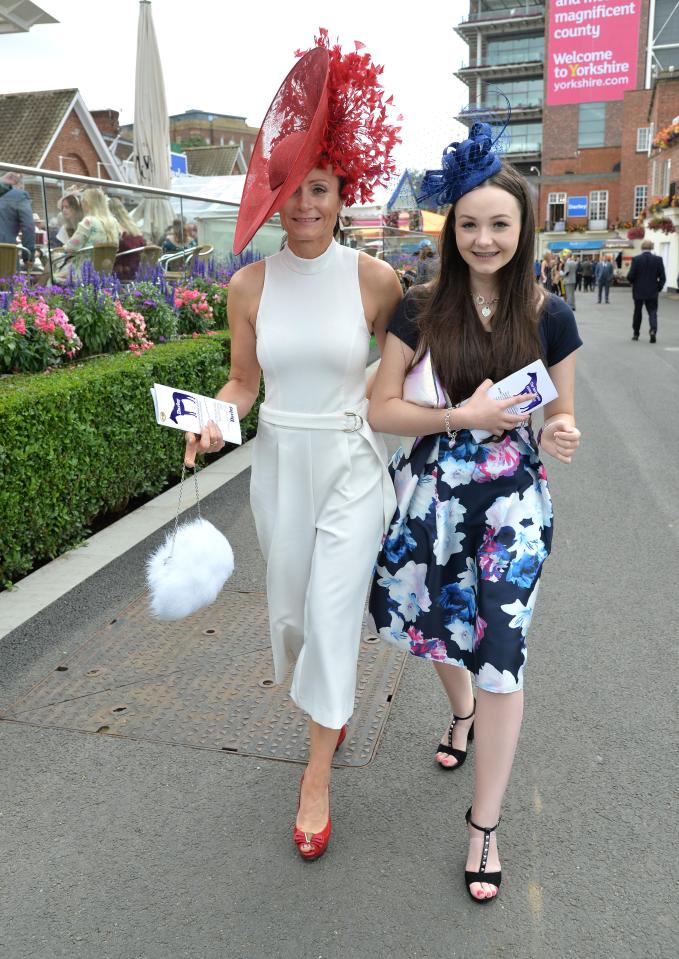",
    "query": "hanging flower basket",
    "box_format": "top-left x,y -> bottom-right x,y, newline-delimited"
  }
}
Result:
627,225 -> 645,240
647,216 -> 676,234
652,122 -> 679,150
